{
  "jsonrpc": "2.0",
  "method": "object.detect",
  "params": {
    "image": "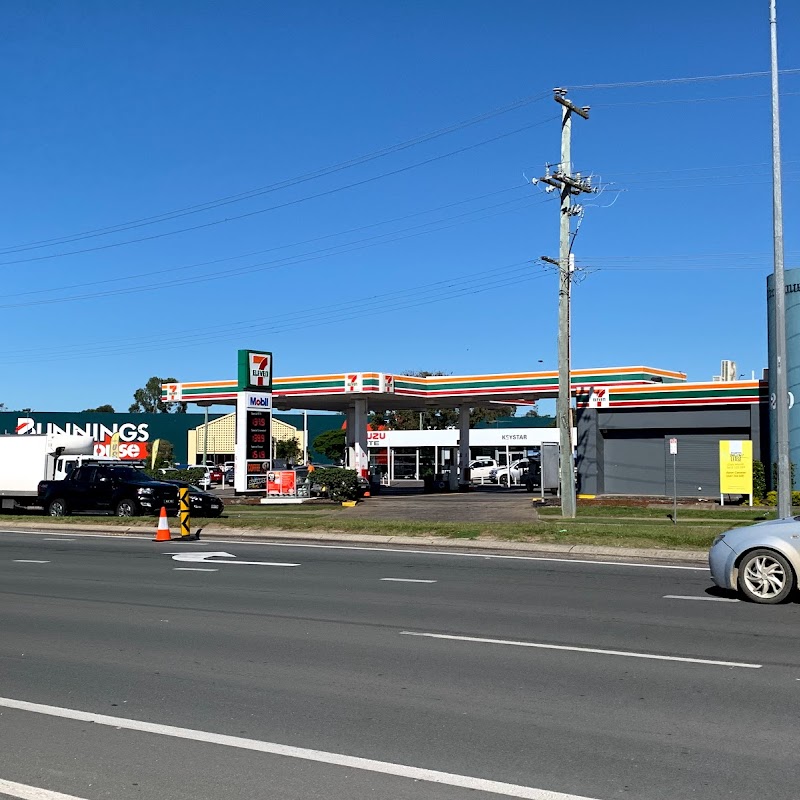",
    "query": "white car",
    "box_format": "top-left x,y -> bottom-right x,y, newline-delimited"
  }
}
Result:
491,459 -> 532,486
469,459 -> 498,483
